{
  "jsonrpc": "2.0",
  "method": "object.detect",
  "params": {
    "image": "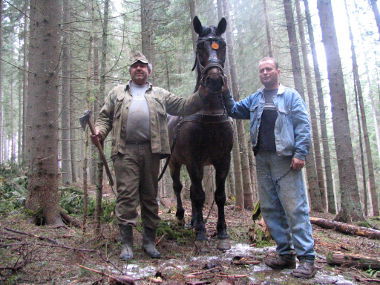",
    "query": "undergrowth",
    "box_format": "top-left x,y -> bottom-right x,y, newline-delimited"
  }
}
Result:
0,163 -> 115,222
